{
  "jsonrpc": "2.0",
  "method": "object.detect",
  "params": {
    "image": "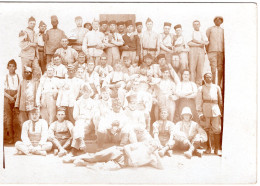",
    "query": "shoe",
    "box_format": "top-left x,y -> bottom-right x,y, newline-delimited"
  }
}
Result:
214,149 -> 222,156
166,150 -> 174,157
73,159 -> 87,167
193,149 -> 203,158
40,151 -> 47,156
54,149 -> 58,156
63,155 -> 76,163
184,150 -> 192,159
